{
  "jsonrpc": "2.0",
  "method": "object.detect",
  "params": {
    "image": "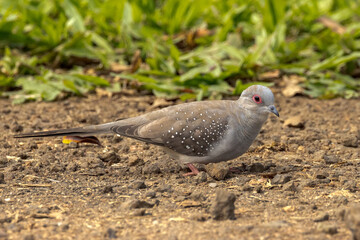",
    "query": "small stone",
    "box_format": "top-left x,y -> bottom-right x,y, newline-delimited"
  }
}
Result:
345,205 -> 360,240
314,212 -> 329,222
98,151 -> 120,164
342,134 -> 358,148
323,155 -> 340,164
0,173 -> 5,184
156,184 -> 171,193
209,183 -> 217,188
123,199 -> 154,209
142,163 -> 161,174
190,214 -> 209,222
315,172 -> 329,179
12,123 -> 23,133
195,172 -> 208,183
105,228 -> 117,239
61,224 -> 70,232
241,184 -> 254,192
102,186 -> 113,194
211,189 -> 236,220
247,162 -> 265,173
284,116 -> 304,128
145,191 -> 156,198
300,179 -> 317,188
343,180 -> 358,192
205,162 -> 229,180
283,181 -> 297,192
317,223 -> 338,235
24,235 -> 35,240
337,208 -> 346,220
128,156 -> 143,166
129,180 -> 147,190
272,174 -> 292,184
190,192 -> 206,202
28,143 -> 38,150
131,209 -> 146,216
68,141 -> 78,148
